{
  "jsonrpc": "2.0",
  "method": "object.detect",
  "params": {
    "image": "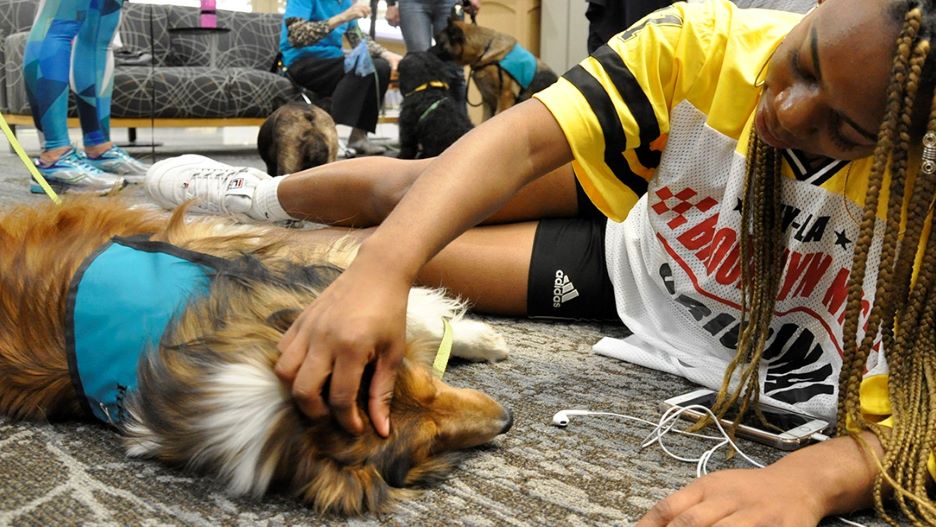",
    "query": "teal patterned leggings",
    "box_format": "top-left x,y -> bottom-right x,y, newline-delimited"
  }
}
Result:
23,0 -> 125,150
